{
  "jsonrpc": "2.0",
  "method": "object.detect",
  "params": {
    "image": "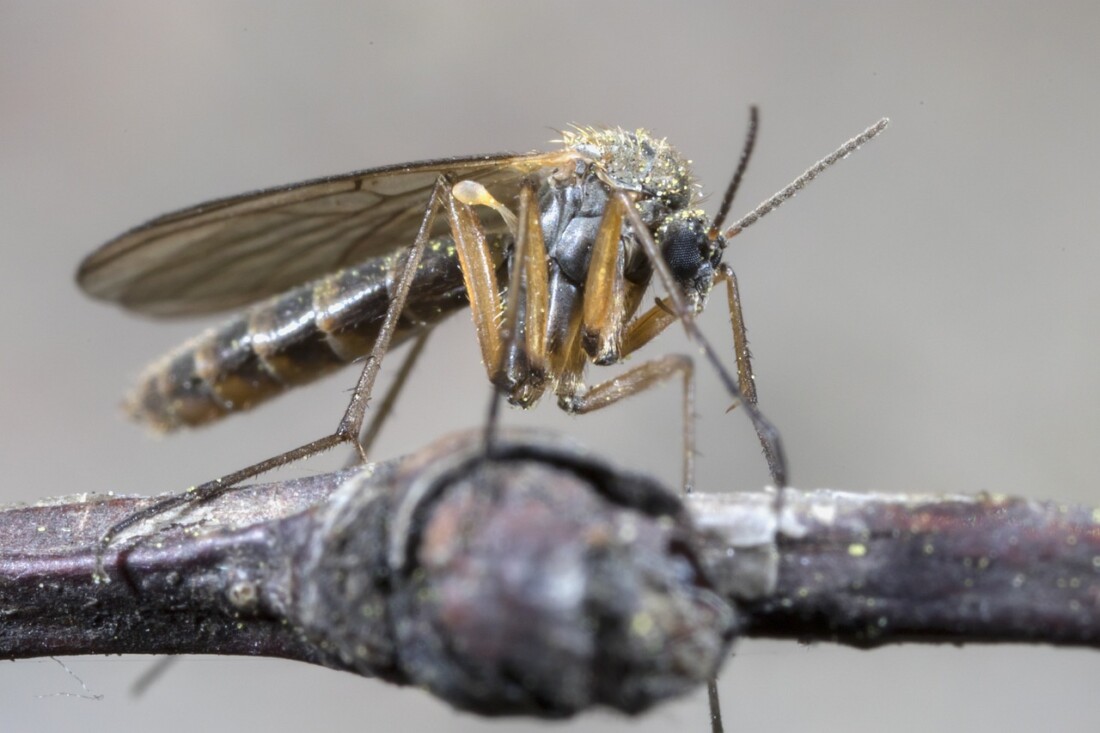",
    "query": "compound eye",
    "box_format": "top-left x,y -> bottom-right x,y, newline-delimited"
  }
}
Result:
660,218 -> 707,283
